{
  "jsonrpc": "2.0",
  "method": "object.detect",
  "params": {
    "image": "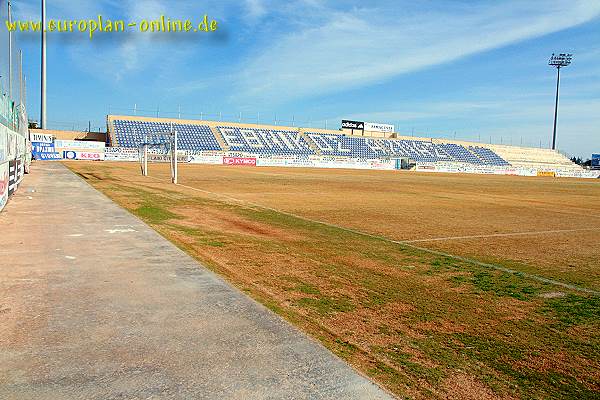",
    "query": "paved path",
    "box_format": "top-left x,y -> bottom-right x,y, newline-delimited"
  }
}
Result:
0,163 -> 392,400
